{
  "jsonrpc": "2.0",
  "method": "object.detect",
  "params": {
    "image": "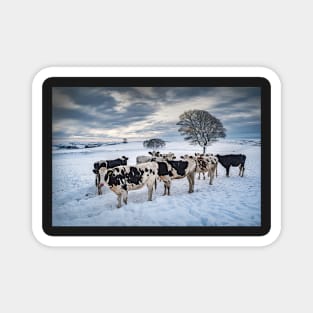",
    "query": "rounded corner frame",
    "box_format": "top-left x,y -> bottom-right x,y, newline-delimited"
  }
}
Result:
32,66 -> 281,247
